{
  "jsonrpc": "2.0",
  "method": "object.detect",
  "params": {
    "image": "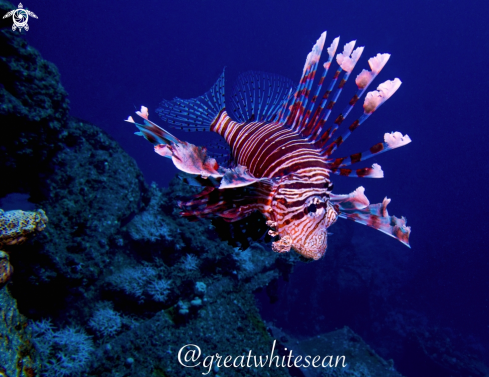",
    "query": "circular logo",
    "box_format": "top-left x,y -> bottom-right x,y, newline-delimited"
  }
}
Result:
2,3 -> 38,32
12,8 -> 28,29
